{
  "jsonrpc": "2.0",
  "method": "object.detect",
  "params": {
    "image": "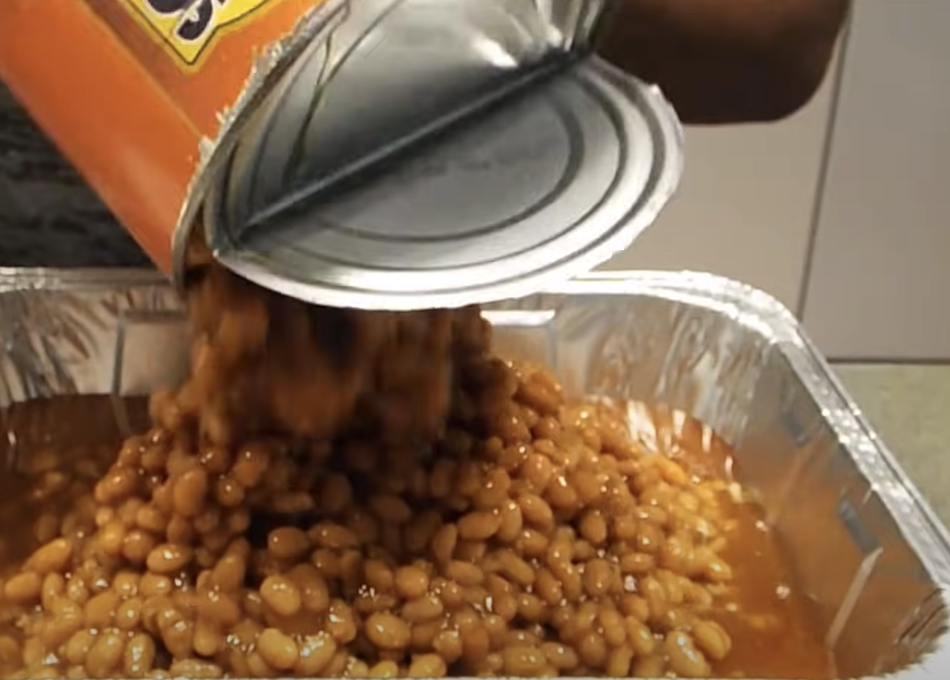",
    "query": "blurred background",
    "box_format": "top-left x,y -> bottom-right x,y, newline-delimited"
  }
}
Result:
604,1 -> 950,364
